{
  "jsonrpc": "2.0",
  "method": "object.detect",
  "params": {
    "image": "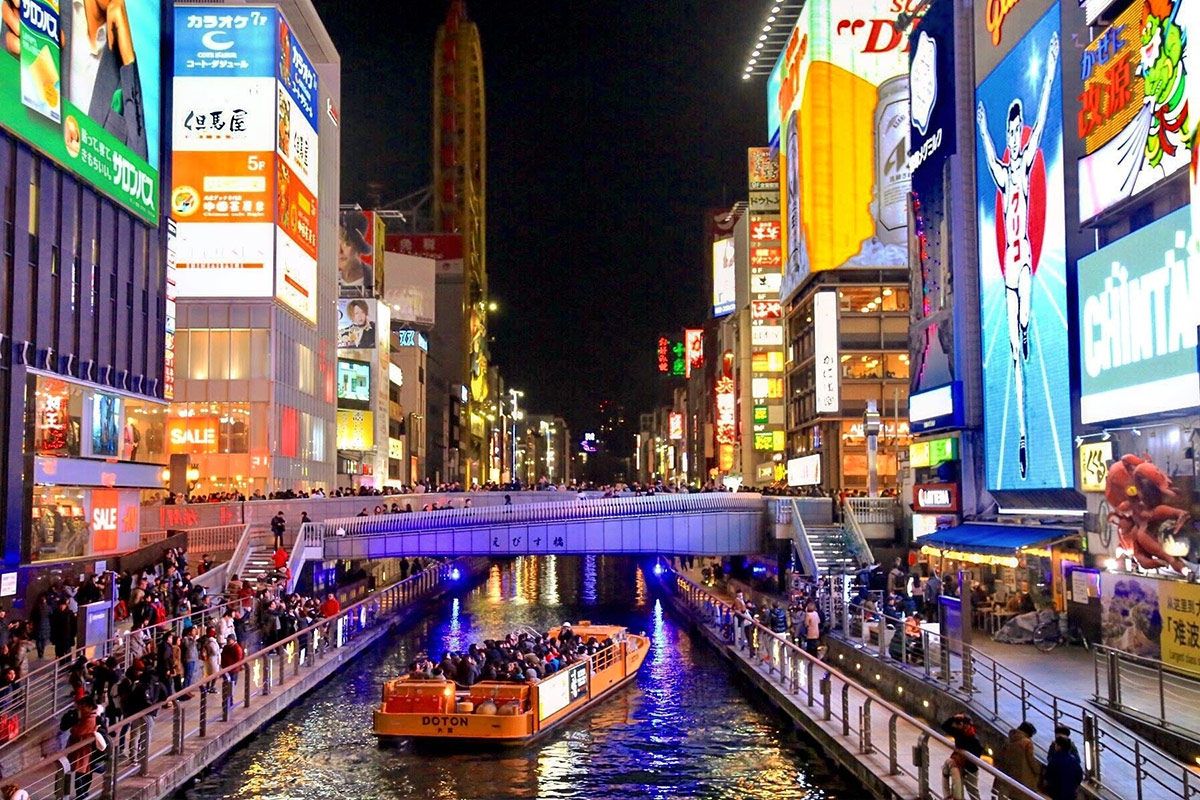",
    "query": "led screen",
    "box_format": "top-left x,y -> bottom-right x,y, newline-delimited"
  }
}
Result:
975,3 -> 1072,490
337,359 -> 371,406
